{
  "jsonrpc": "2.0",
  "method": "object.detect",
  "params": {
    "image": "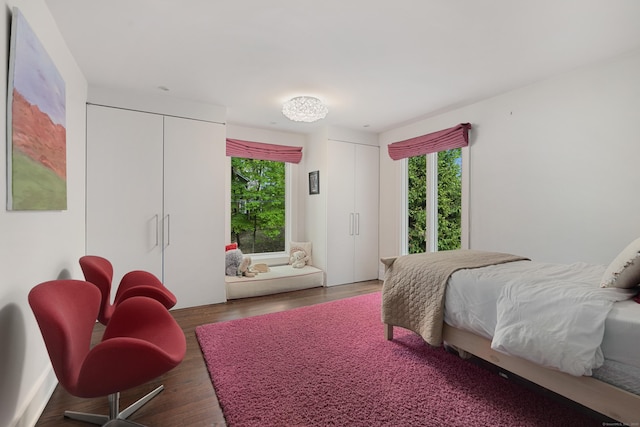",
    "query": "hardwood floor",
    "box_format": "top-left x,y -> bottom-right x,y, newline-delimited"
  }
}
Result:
35,280 -> 383,427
